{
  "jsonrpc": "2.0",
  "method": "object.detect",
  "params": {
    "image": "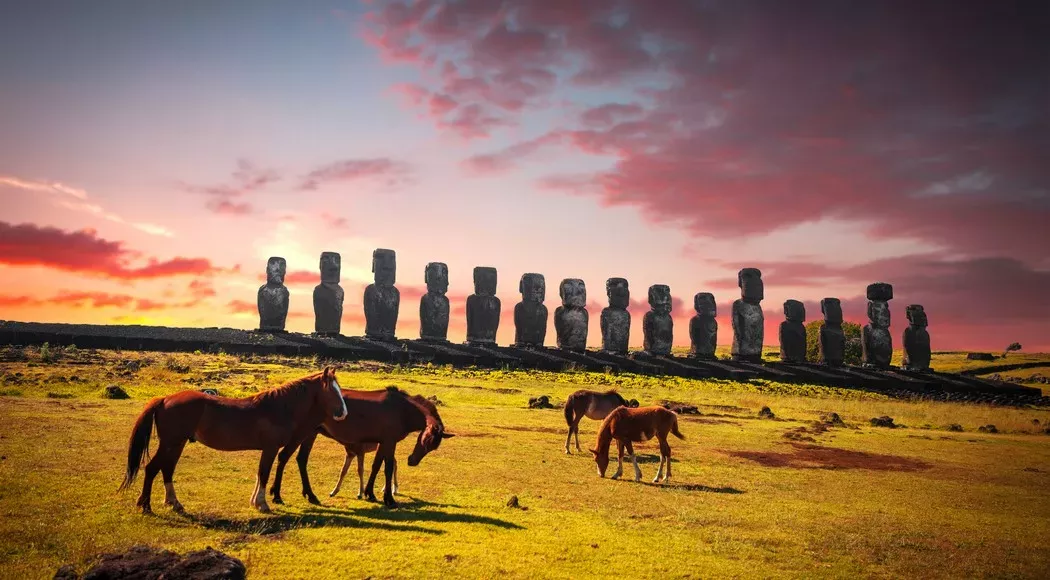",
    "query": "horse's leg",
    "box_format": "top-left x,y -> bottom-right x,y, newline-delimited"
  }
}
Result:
160,439 -> 188,514
625,441 -> 641,481
136,451 -> 165,514
564,419 -> 574,455
363,445 -> 386,503
269,442 -> 300,505
610,440 -> 624,480
356,449 -> 366,499
381,446 -> 398,508
653,436 -> 667,483
660,435 -> 672,483
329,446 -> 353,498
252,447 -> 278,513
294,433 -> 322,505
392,459 -> 399,495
